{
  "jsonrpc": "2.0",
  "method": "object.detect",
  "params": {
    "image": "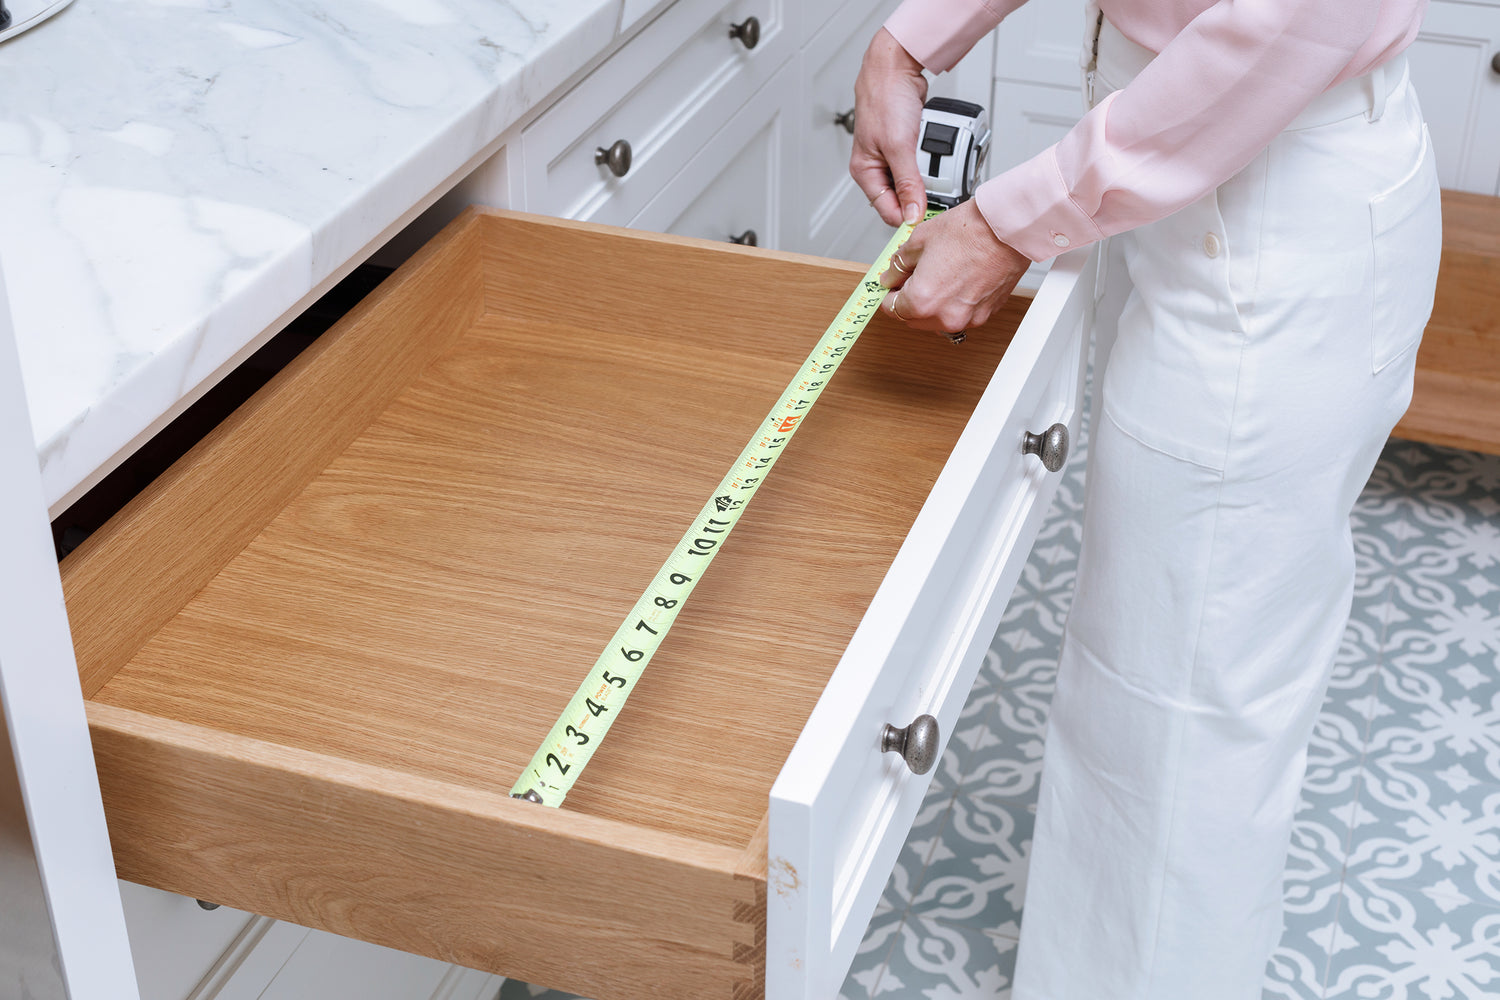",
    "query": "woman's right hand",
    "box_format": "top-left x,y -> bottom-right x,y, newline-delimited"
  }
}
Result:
850,27 -> 929,227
